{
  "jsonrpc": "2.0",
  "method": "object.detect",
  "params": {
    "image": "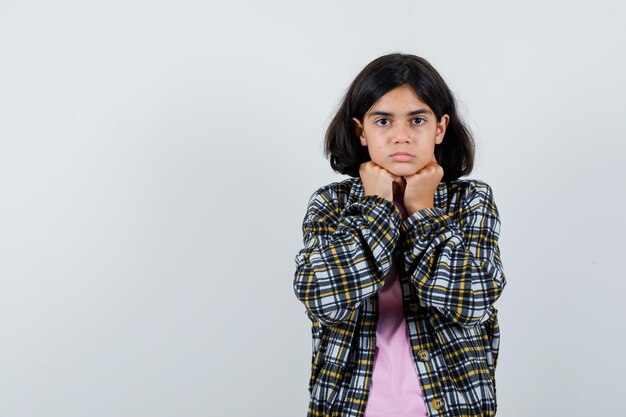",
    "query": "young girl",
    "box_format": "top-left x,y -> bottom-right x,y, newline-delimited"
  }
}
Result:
293,53 -> 506,417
